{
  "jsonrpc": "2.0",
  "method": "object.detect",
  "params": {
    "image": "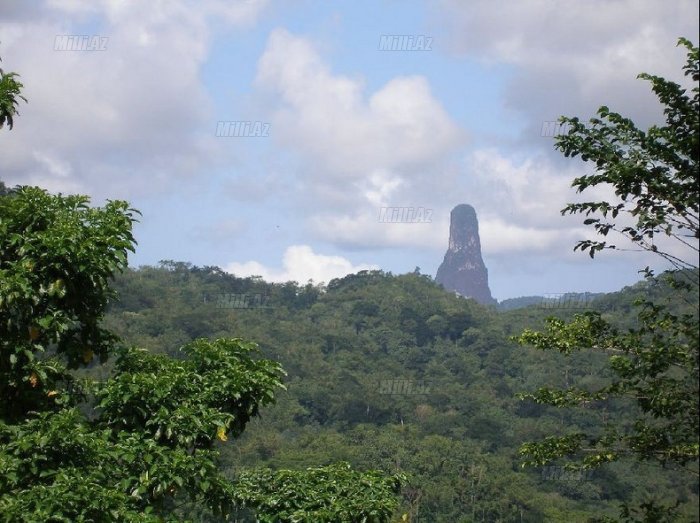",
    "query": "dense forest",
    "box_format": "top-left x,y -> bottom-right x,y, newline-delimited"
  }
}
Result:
97,263 -> 699,521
